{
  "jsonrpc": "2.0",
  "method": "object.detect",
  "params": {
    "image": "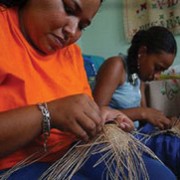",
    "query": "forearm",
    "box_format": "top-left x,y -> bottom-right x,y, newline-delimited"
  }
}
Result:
120,107 -> 147,121
0,105 -> 42,157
